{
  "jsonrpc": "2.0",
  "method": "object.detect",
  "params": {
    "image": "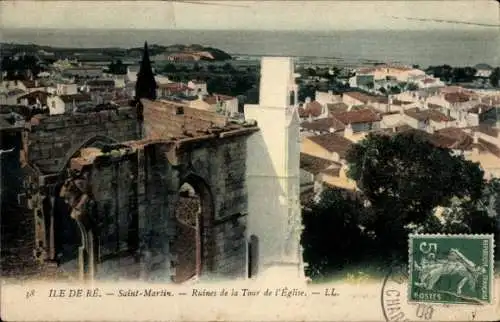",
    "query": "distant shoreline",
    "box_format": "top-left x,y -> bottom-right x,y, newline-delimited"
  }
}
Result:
2,28 -> 498,68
